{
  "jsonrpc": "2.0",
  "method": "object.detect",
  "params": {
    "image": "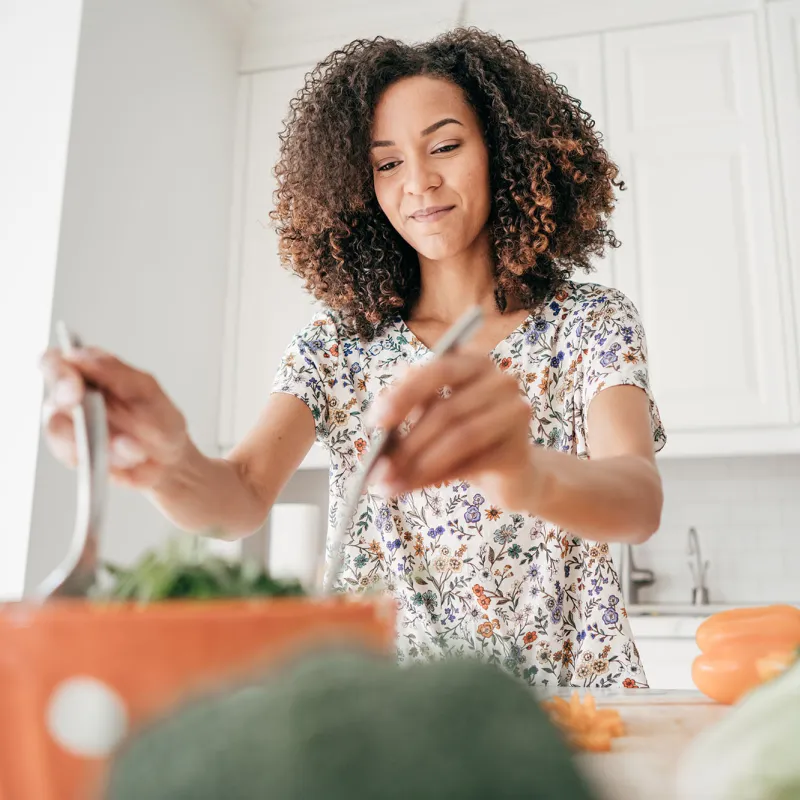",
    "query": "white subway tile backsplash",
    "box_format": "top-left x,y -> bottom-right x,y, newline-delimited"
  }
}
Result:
639,455 -> 800,604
